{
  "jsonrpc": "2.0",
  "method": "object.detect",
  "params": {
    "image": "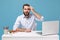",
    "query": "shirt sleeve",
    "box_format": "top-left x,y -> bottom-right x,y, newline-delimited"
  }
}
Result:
34,15 -> 44,21
13,16 -> 21,30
